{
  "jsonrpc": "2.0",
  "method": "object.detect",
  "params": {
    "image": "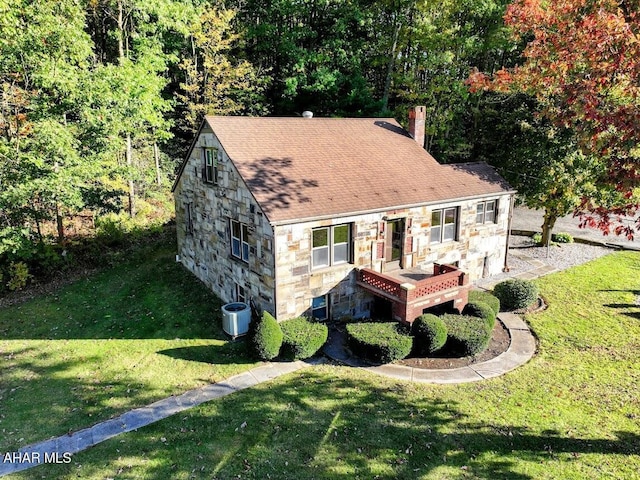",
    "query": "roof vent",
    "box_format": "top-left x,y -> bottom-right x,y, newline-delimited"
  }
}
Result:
302,111 -> 313,118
